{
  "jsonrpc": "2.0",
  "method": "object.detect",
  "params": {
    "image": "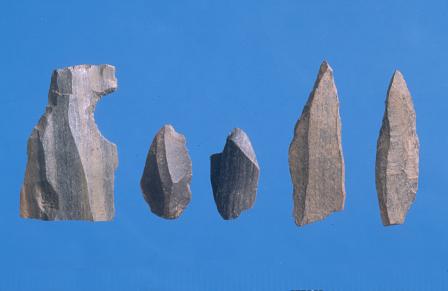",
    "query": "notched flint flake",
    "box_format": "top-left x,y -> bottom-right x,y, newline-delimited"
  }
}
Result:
210,128 -> 259,220
288,61 -> 345,226
376,70 -> 419,226
20,64 -> 119,221
140,125 -> 192,219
